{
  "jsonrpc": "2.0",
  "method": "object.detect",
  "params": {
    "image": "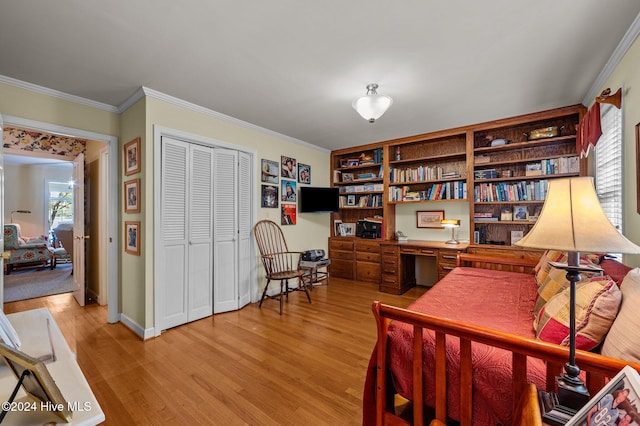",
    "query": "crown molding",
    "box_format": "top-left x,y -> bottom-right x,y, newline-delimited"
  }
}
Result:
0,74 -> 119,113
583,12 -> 640,106
119,86 -> 329,153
